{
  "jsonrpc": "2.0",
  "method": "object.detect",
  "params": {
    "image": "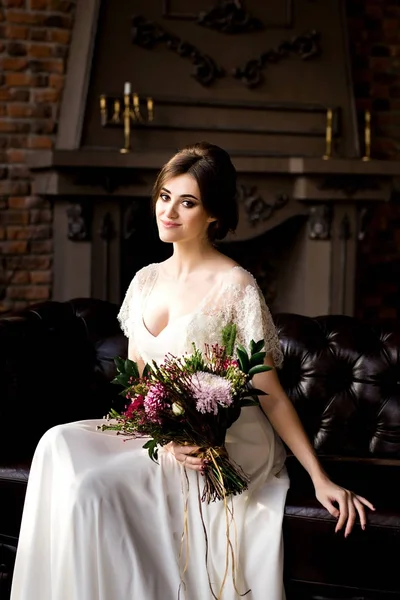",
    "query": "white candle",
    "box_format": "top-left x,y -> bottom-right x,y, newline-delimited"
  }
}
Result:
124,81 -> 131,96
